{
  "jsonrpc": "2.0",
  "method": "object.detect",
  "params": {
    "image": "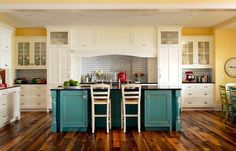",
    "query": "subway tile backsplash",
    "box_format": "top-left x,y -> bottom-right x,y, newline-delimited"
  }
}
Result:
182,68 -> 213,82
81,55 -> 148,82
15,69 -> 47,81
